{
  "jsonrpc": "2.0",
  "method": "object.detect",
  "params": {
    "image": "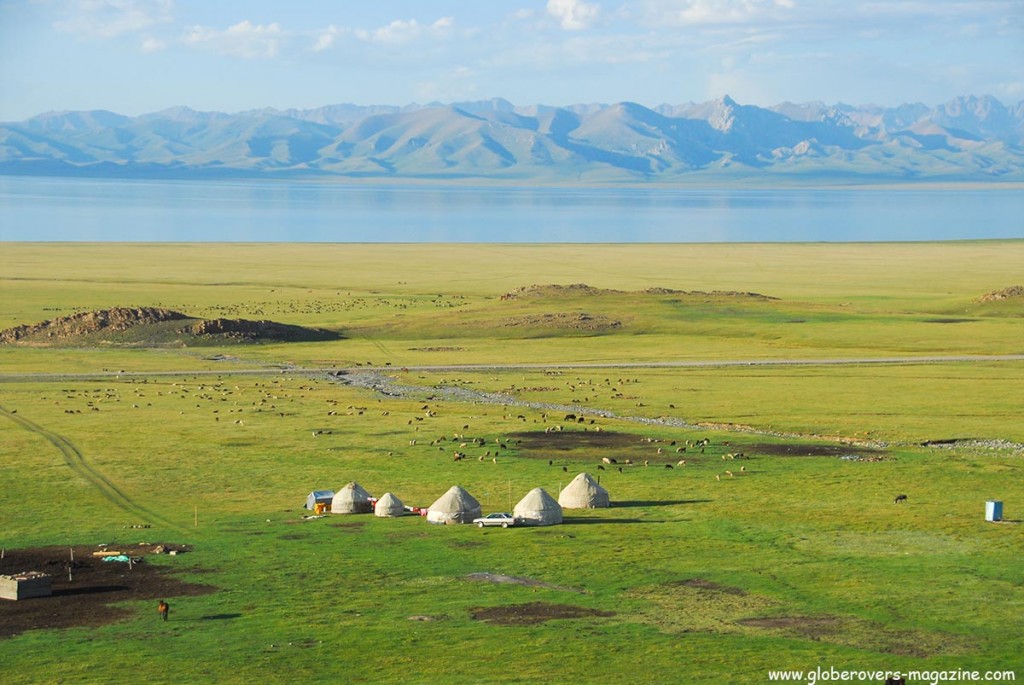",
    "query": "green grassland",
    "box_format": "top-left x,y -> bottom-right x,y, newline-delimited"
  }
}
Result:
0,242 -> 1022,684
